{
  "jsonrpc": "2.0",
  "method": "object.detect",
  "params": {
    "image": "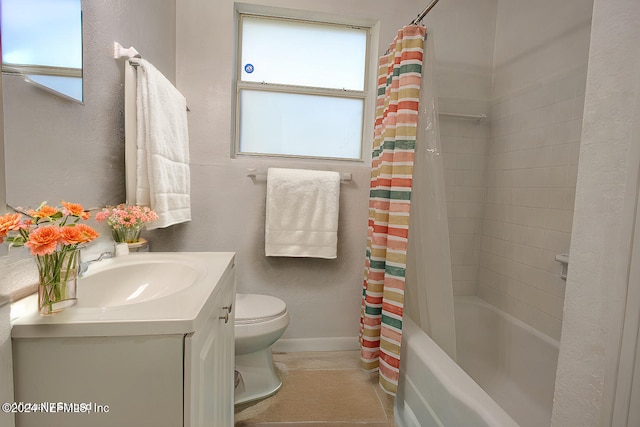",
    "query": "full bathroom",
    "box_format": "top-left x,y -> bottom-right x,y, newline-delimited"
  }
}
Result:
1,0 -> 640,426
